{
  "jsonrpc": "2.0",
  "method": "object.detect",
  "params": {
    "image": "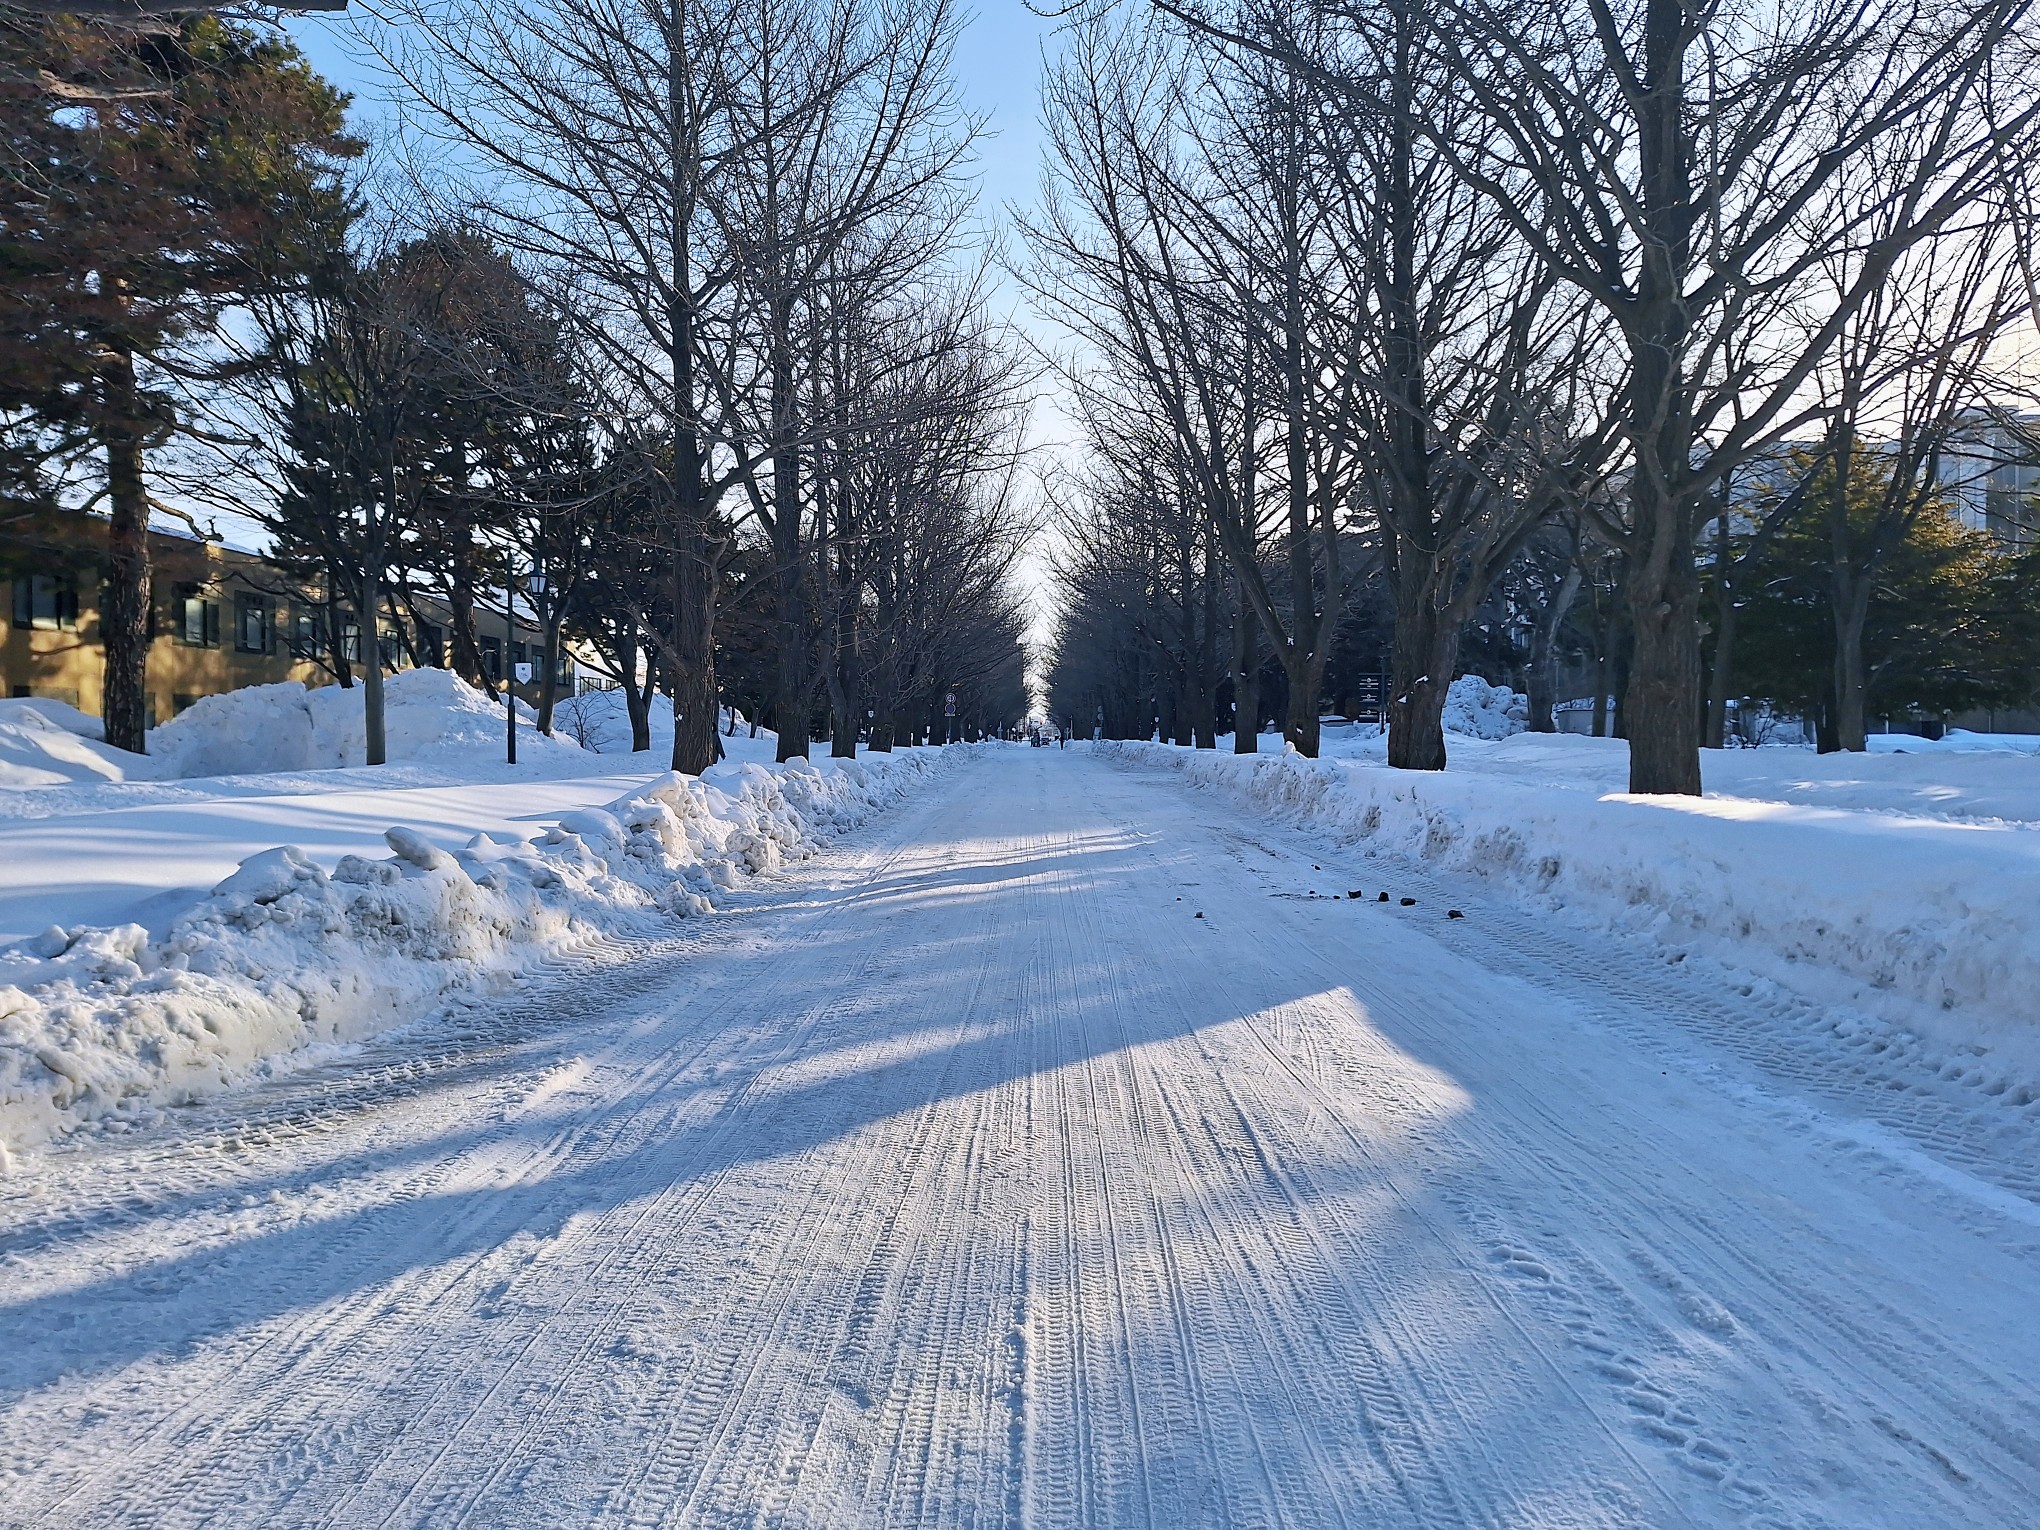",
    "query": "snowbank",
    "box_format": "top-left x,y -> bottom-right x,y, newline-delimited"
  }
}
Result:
0,749 -> 947,1158
0,696 -> 104,739
149,669 -> 586,777
1106,738 -> 2040,1072
1439,675 -> 1528,739
0,707 -> 156,789
1866,728 -> 2040,755
1,671 -> 591,792
549,688 -> 773,760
